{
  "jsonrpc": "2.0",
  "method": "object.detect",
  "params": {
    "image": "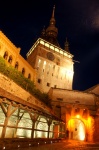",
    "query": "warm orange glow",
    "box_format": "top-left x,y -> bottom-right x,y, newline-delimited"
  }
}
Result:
79,123 -> 85,140
76,115 -> 80,118
67,118 -> 85,141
